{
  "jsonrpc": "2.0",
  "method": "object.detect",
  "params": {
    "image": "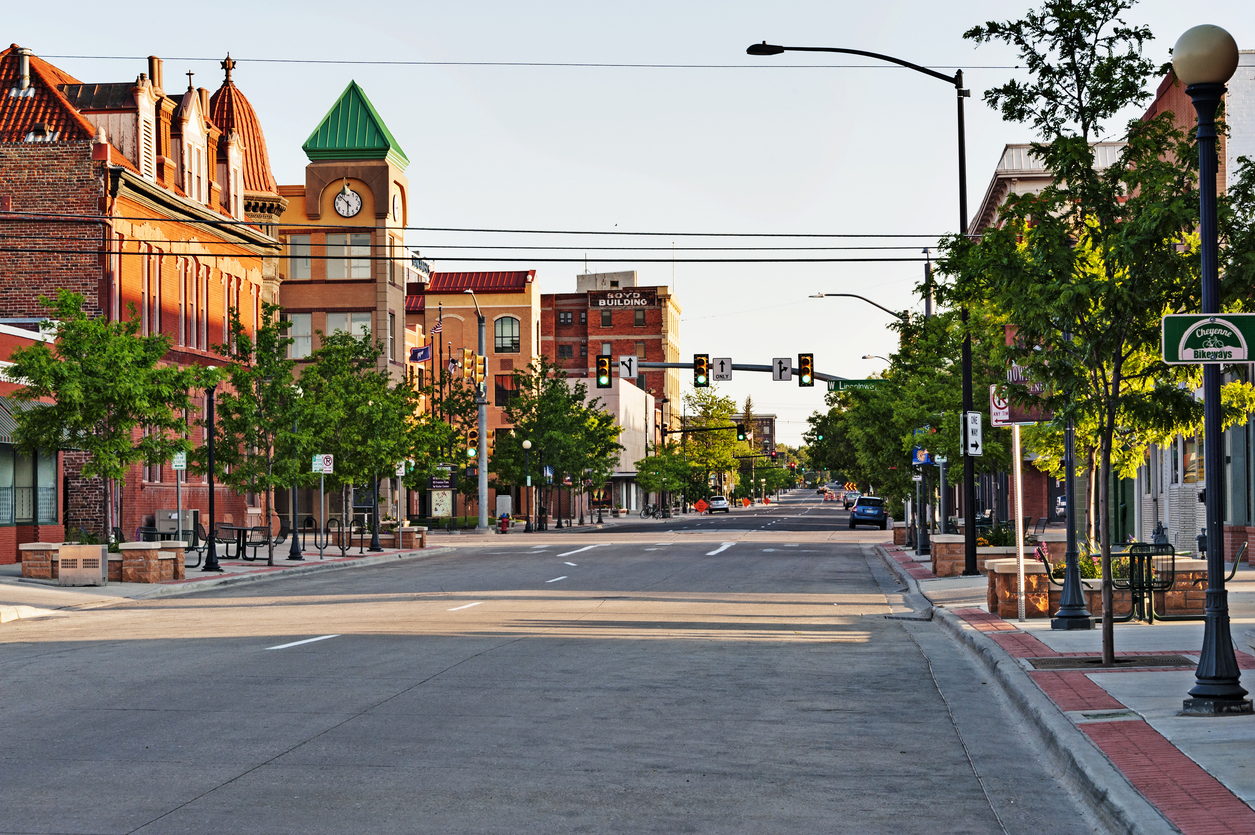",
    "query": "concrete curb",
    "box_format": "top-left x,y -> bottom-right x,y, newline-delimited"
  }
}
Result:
874,545 -> 1177,835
